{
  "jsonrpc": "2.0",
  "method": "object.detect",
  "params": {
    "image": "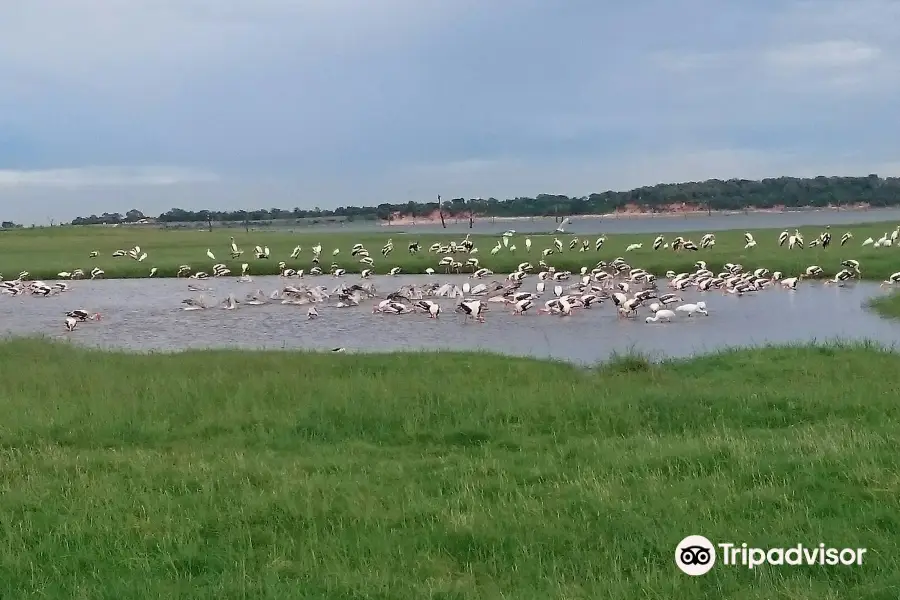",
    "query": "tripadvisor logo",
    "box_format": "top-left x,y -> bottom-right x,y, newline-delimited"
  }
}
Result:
675,535 -> 867,576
